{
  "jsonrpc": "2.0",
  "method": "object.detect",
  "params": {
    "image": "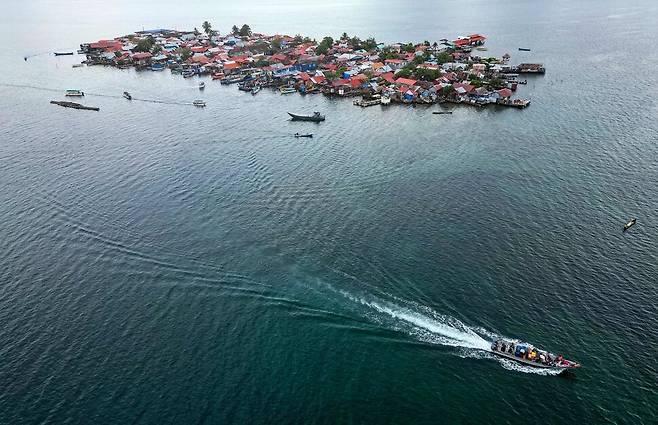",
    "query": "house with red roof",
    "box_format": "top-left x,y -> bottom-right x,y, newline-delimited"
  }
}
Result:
395,77 -> 417,86
310,75 -> 326,85
223,61 -> 240,72
384,58 -> 407,69
453,82 -> 475,95
496,88 -> 512,99
131,52 -> 152,60
380,72 -> 395,84
191,55 -> 210,64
